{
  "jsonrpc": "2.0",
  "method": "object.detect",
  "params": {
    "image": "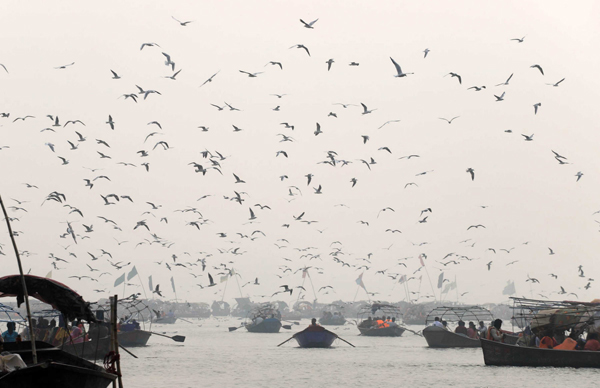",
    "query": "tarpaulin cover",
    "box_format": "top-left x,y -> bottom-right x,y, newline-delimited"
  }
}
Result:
0,275 -> 95,322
